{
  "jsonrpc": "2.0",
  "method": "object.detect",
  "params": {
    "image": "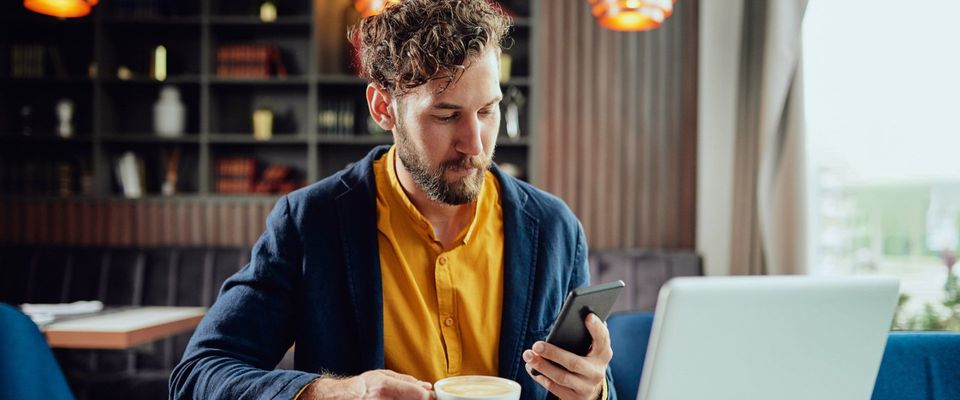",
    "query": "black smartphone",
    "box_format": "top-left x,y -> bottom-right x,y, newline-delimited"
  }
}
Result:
532,280 -> 625,376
